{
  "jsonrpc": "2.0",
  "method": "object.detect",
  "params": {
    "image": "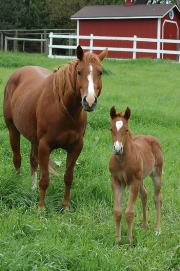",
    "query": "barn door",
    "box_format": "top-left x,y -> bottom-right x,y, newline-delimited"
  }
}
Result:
162,20 -> 179,61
